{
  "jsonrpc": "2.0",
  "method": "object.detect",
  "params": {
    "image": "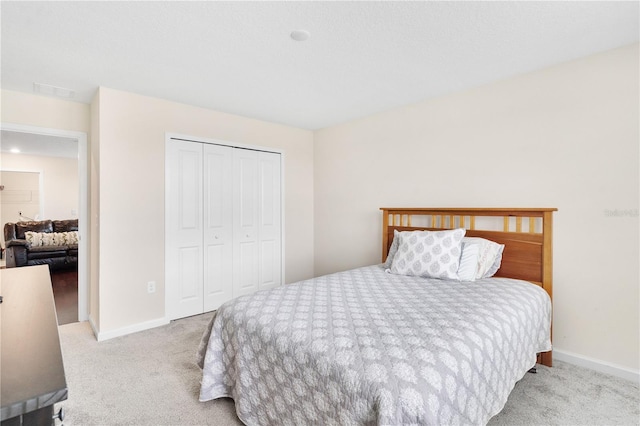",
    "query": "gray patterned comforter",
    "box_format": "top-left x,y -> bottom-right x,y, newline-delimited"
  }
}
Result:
198,265 -> 551,425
